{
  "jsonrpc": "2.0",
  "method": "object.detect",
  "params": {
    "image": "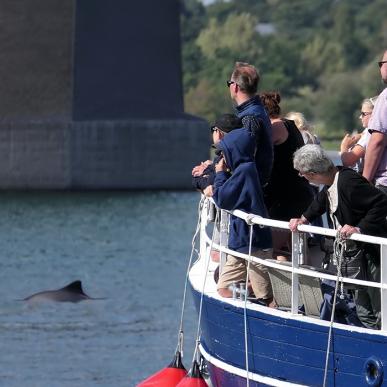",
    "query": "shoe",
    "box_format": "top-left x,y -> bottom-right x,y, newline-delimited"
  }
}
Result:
264,297 -> 278,308
255,297 -> 278,308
